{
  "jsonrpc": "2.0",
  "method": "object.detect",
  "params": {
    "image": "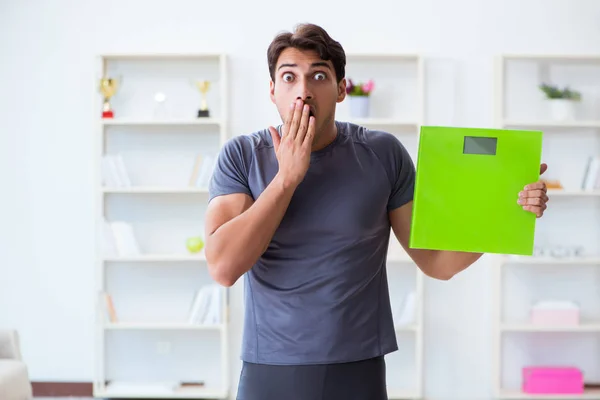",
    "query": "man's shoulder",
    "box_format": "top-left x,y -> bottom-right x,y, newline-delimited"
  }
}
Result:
338,120 -> 405,155
217,128 -> 275,170
222,127 -> 273,154
209,127 -> 274,200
